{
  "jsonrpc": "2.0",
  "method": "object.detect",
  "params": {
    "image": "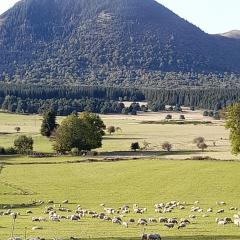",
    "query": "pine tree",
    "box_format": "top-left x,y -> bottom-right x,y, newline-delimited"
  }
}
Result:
40,110 -> 57,137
